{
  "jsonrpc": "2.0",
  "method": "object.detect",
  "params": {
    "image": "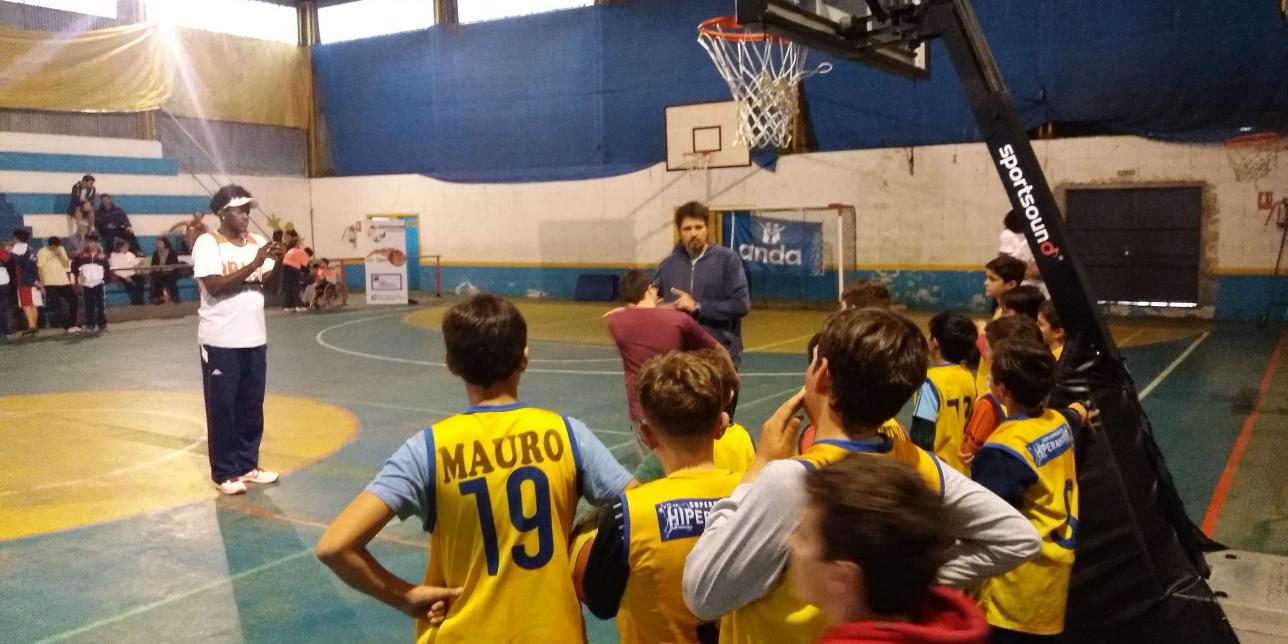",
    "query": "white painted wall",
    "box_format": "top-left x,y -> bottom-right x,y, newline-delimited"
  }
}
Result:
308,136 -> 1287,273
0,131 -> 163,158
7,129 -> 1278,276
